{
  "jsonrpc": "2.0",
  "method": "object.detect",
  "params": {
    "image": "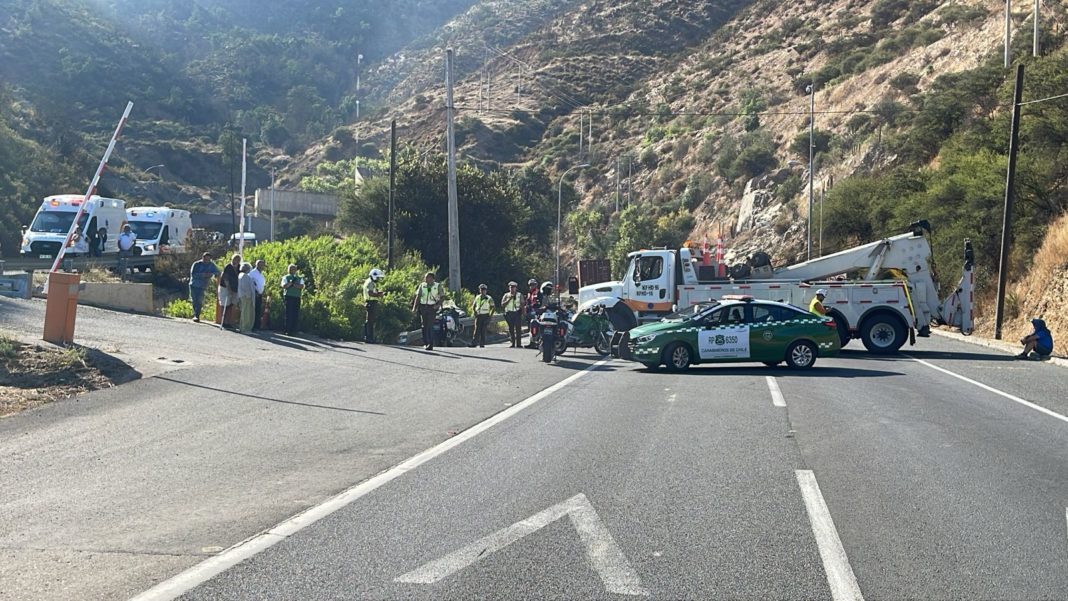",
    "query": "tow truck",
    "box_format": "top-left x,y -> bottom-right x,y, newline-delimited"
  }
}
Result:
579,221 -> 974,354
